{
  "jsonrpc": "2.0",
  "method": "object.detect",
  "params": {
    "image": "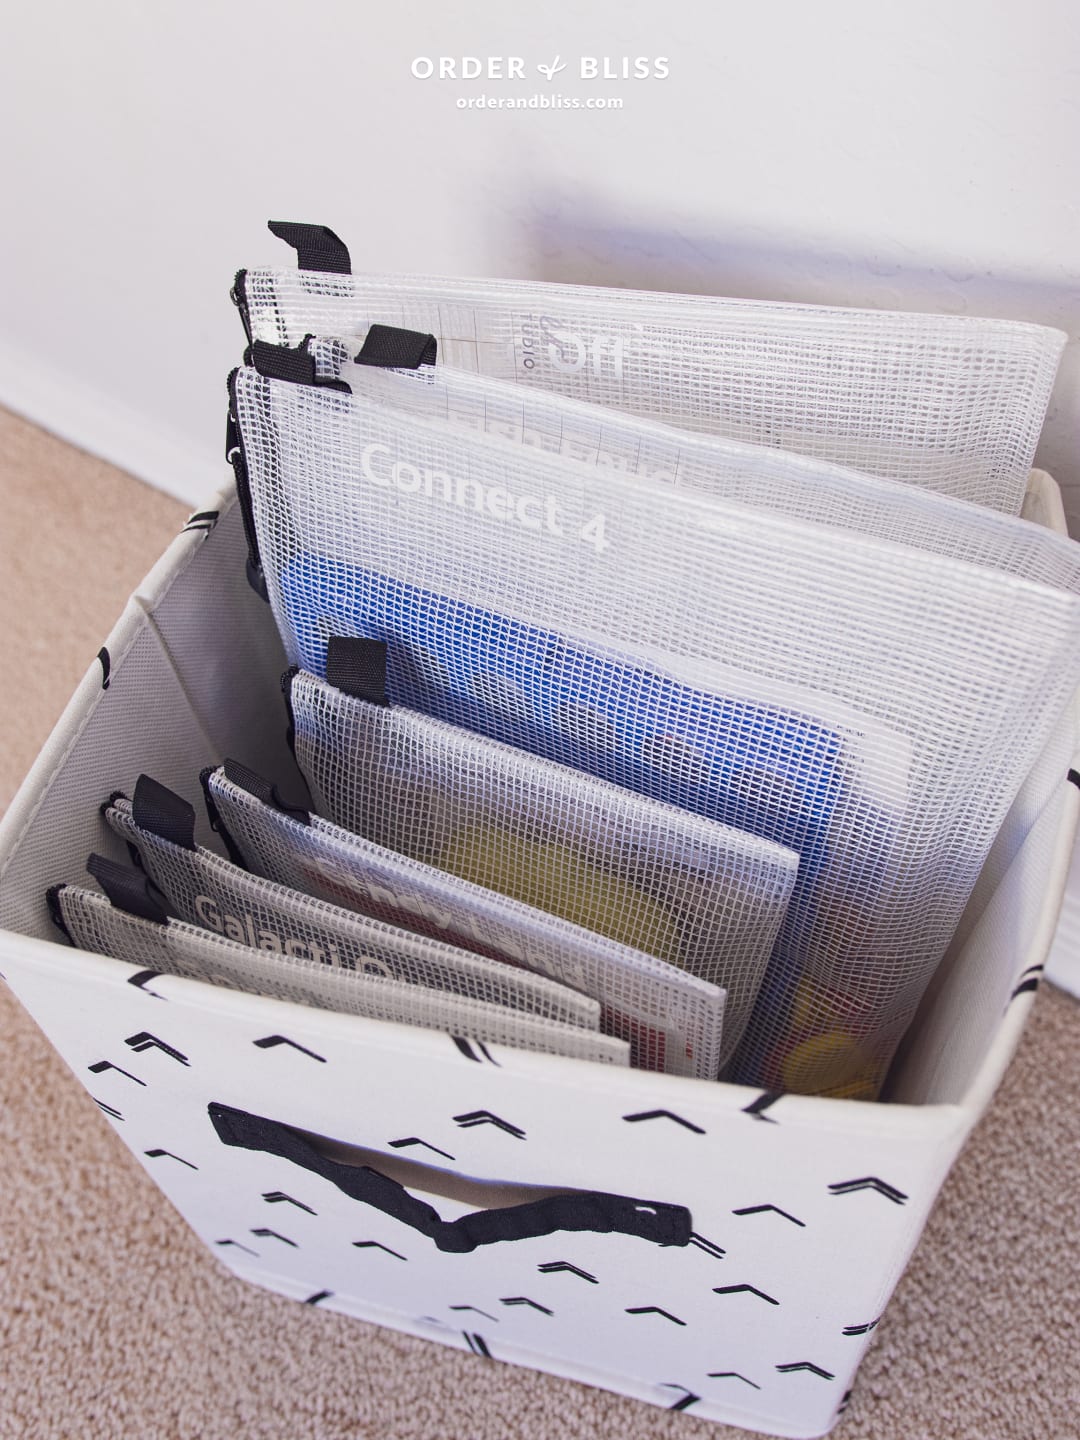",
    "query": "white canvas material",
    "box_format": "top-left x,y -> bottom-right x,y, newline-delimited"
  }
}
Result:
206,765 -> 729,1080
0,480 -> 1076,1437
239,262 -> 1066,511
288,664 -> 798,1072
51,883 -> 626,1064
103,791 -> 599,1028
233,367 -> 1080,1097
315,345 -> 1080,598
